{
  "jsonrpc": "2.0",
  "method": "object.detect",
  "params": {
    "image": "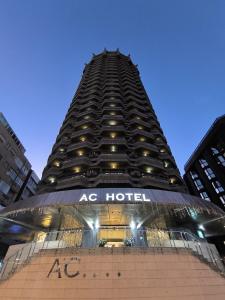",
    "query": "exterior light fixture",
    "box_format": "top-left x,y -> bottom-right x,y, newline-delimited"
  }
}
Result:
95,220 -> 100,229
80,136 -> 86,142
82,125 -> 88,130
53,161 -> 60,167
108,120 -> 117,126
110,112 -> 116,116
130,221 -> 136,230
110,162 -> 118,169
164,161 -> 169,168
73,166 -> 81,173
145,167 -> 153,173
138,126 -> 143,130
111,145 -> 116,152
160,148 -> 166,153
48,176 -> 56,184
169,177 -> 177,184
110,132 -> 117,138
143,150 -> 149,157
59,148 -> 65,153
110,103 -> 115,107
77,150 -> 84,156
139,137 -> 146,142
198,224 -> 205,231
84,115 -> 90,119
